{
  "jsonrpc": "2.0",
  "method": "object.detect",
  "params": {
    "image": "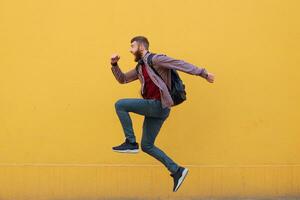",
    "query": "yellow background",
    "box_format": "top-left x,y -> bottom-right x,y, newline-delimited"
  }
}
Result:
0,0 -> 299,199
